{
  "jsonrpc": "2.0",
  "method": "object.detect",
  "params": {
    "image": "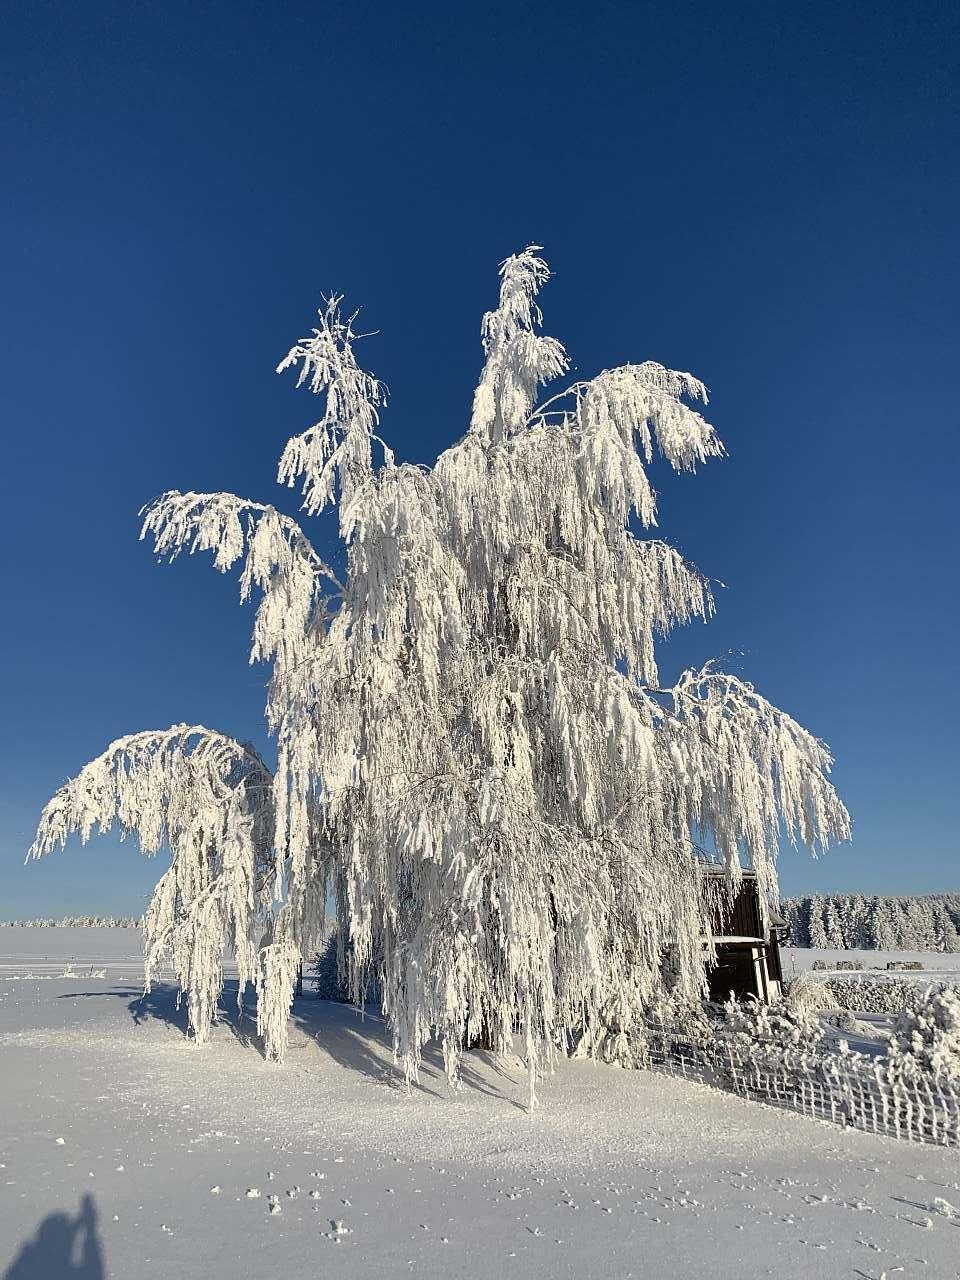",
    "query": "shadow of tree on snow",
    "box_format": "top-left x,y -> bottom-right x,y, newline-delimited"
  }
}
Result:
288,996 -> 527,1105
57,981 -> 263,1052
57,981 -> 525,1104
